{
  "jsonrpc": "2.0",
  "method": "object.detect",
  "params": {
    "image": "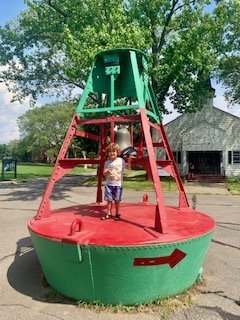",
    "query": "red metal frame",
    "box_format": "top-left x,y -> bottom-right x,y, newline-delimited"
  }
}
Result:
35,111 -> 189,233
